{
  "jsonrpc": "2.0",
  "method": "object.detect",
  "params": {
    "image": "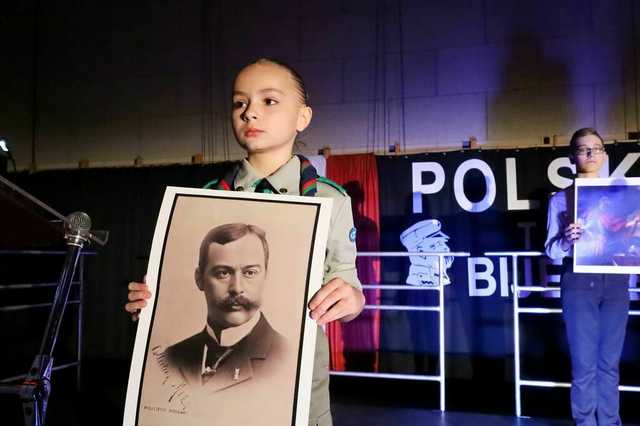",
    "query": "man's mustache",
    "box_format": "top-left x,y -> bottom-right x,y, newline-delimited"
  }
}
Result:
218,295 -> 258,311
